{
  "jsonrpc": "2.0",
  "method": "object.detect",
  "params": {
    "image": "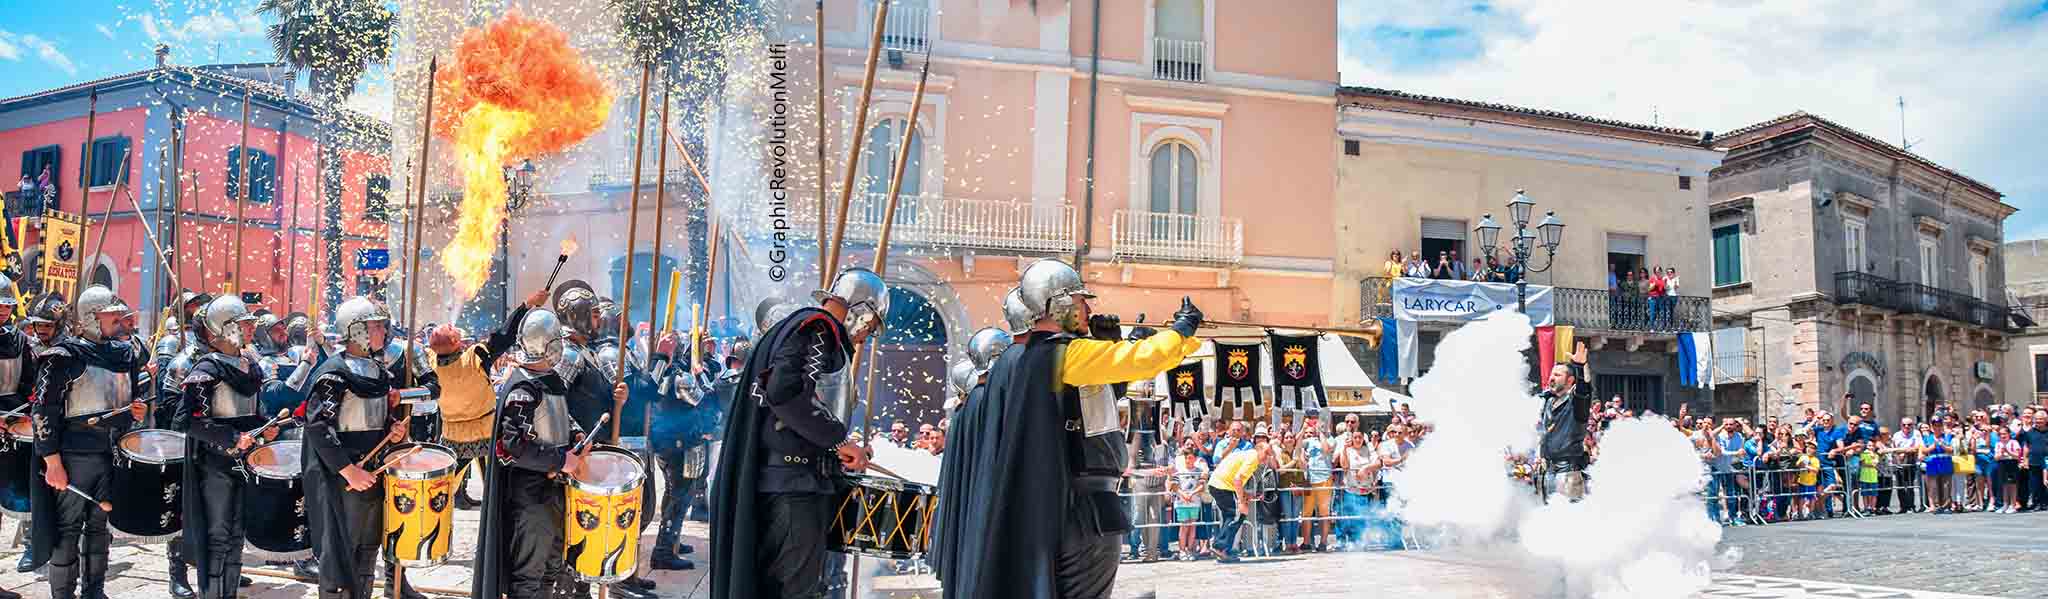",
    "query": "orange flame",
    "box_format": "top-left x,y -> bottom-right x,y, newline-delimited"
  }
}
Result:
432,12 -> 610,298
560,235 -> 579,257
